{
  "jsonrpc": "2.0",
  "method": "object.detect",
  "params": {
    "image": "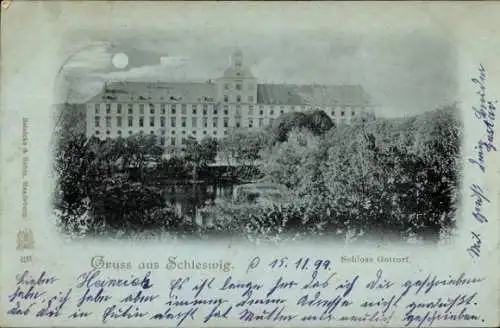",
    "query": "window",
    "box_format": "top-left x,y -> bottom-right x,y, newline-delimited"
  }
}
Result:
236,95 -> 241,103
171,137 -> 176,146
129,130 -> 133,135
270,109 -> 274,115
161,104 -> 166,114
224,95 -> 229,103
106,130 -> 110,135
259,118 -> 264,127
224,105 -> 229,115
171,104 -> 176,114
117,104 -> 122,114
150,116 -> 155,127
150,131 -> 154,134
291,106 -> 295,111
214,108 -> 218,115
352,110 -> 355,116
248,105 -> 254,115
128,104 -> 133,114
203,103 -> 208,111
171,117 -> 176,127
106,116 -> 111,128
331,110 -> 335,116
94,116 -> 100,127
94,104 -> 100,113
106,104 -> 111,113
203,131 -> 207,135
341,111 -> 345,117
213,117 -> 218,128
248,119 -> 253,128
192,104 -> 197,115
235,83 -> 242,91
224,83 -> 229,90
270,118 -> 275,125
248,96 -> 253,102
181,104 -> 187,115
280,110 -> 284,115
95,130 -> 100,135
160,116 -> 165,127
224,118 -> 229,128
236,121 -> 241,128
139,117 -> 144,127
160,137 -> 165,146
117,116 -> 122,127
117,130 -> 122,136
150,107 -> 155,115
259,109 -> 264,115
128,116 -> 133,127
192,117 -> 197,128
203,117 -> 208,128
181,117 -> 186,127
139,104 -> 144,114
171,130 -> 175,135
